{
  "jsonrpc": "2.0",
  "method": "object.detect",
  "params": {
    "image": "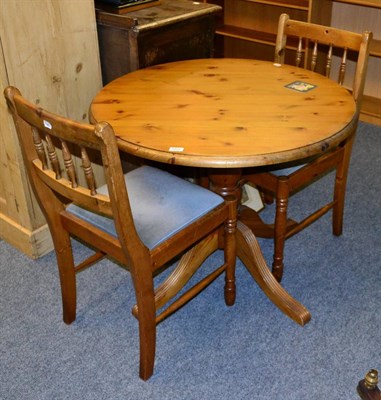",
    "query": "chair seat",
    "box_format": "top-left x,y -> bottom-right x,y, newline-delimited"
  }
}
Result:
260,164 -> 306,176
67,166 -> 224,250
269,164 -> 306,176
270,164 -> 305,177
